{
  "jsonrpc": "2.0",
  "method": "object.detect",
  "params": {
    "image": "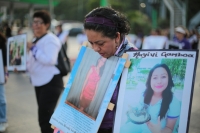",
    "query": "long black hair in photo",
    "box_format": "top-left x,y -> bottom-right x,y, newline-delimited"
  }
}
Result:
96,57 -> 106,77
144,64 -> 174,119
